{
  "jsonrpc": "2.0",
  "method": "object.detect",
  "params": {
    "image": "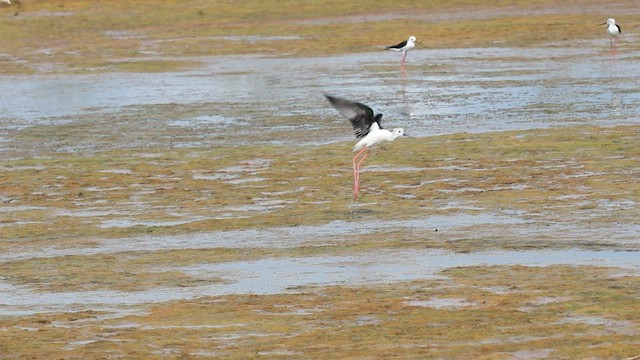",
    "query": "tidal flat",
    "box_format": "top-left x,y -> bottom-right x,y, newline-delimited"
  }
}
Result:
1,0 -> 640,358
